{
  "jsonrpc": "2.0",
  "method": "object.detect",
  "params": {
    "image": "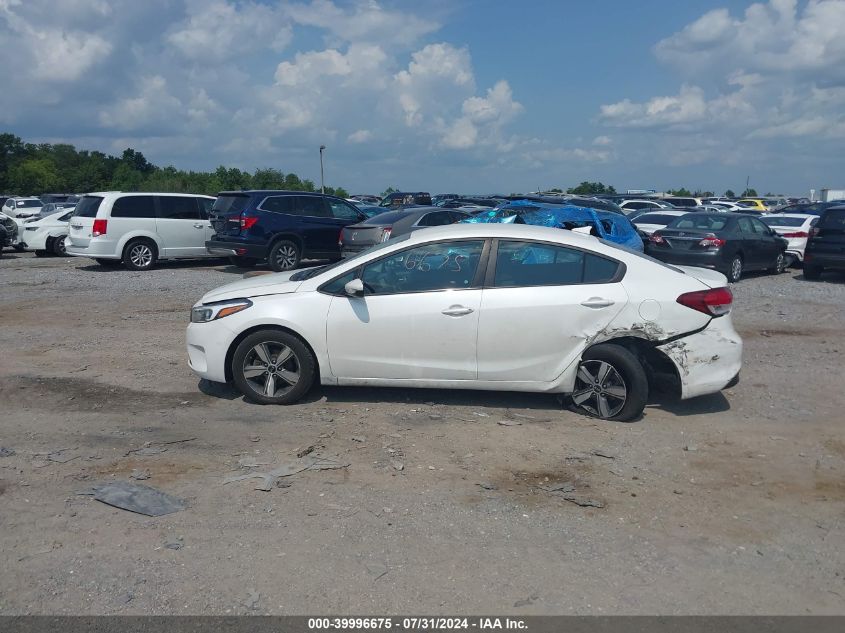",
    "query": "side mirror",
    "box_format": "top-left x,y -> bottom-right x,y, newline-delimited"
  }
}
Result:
344,278 -> 364,296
